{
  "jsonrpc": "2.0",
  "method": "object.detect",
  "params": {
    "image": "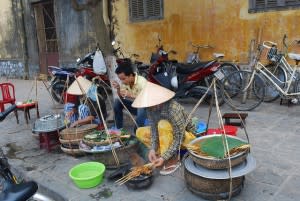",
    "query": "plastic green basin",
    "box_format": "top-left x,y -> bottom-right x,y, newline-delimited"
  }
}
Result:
69,162 -> 106,189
